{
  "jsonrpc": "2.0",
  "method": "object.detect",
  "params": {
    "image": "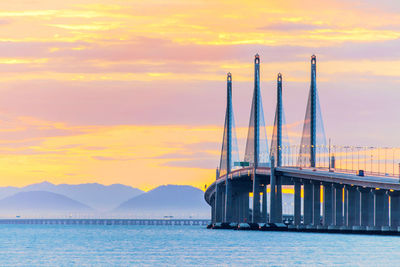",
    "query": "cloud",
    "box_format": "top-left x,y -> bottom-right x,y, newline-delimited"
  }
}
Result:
92,156 -> 117,161
163,159 -> 217,169
154,151 -> 215,160
259,22 -> 326,31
